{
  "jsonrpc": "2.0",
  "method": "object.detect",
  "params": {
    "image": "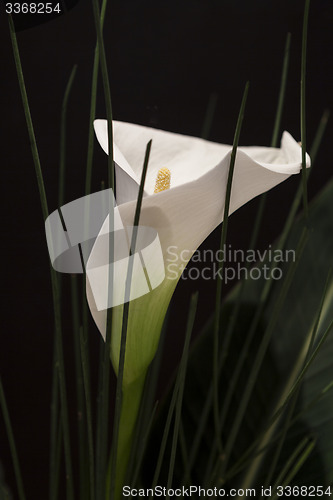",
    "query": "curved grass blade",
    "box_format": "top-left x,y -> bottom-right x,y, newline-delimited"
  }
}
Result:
271,33 -> 291,148
213,81 -> 249,452
91,0 -> 114,191
59,65 -> 77,207
85,0 -> 108,196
